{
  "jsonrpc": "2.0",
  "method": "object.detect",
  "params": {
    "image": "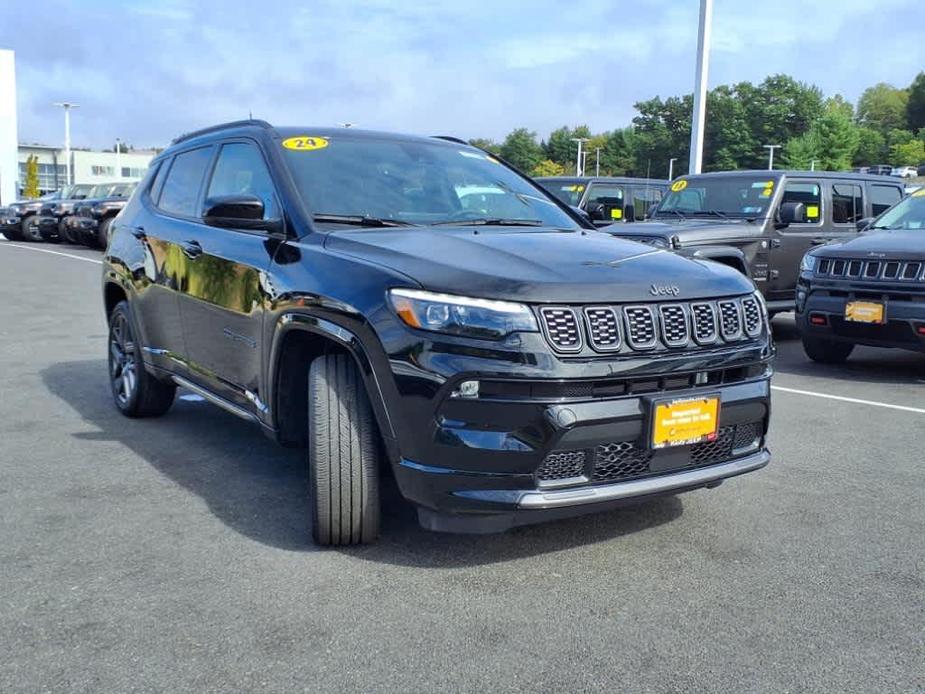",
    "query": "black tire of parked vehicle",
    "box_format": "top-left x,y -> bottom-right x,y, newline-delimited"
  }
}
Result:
2,225 -> 24,241
802,335 -> 854,364
108,301 -> 176,417
61,222 -> 77,244
308,353 -> 380,546
56,220 -> 69,243
21,216 -> 42,242
96,218 -> 114,249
